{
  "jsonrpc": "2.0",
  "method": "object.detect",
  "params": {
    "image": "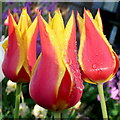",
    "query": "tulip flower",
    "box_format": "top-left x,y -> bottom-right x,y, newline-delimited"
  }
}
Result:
77,9 -> 119,119
29,10 -> 84,111
77,9 -> 119,84
2,8 -> 38,83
